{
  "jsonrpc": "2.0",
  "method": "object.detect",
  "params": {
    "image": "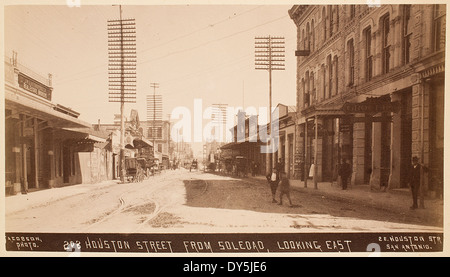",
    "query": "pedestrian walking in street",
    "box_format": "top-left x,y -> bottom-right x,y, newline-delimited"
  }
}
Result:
276,158 -> 284,179
266,168 -> 279,203
408,156 -> 428,210
278,171 -> 293,207
308,158 -> 315,180
252,161 -> 259,176
338,158 -> 352,190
